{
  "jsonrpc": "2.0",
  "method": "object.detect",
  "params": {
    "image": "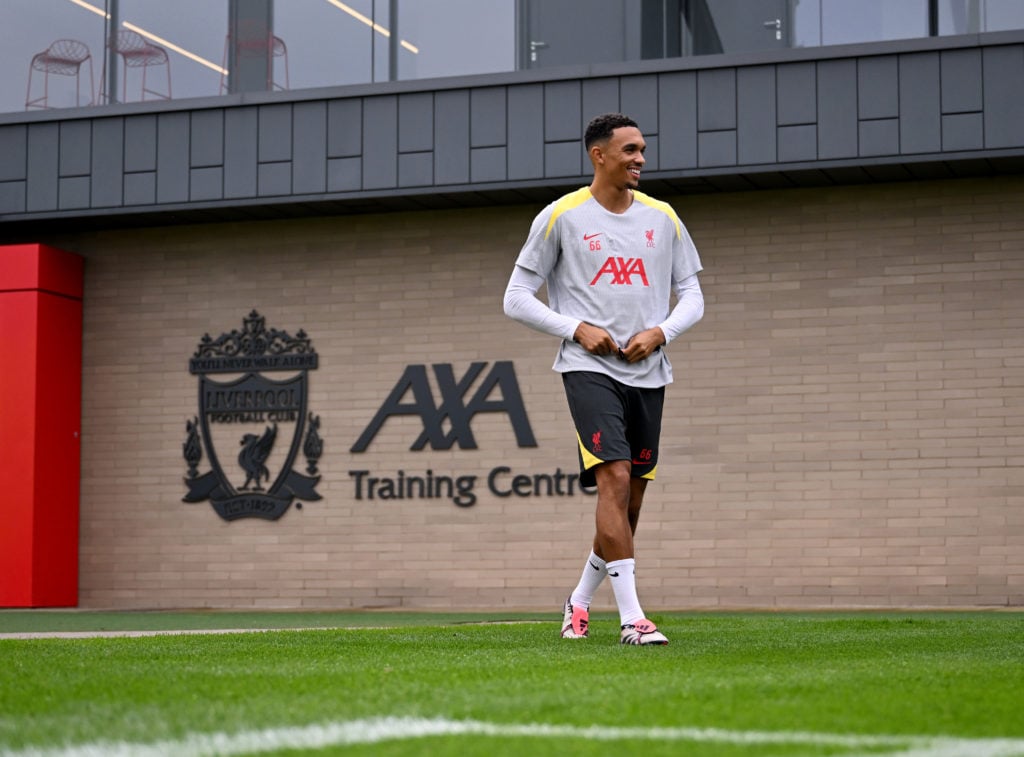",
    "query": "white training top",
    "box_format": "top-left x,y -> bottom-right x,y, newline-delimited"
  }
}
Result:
506,186 -> 703,388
